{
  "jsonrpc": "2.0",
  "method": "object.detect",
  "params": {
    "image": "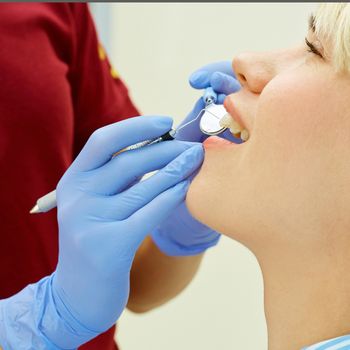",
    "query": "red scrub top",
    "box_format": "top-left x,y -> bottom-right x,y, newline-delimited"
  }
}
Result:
0,3 -> 139,349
